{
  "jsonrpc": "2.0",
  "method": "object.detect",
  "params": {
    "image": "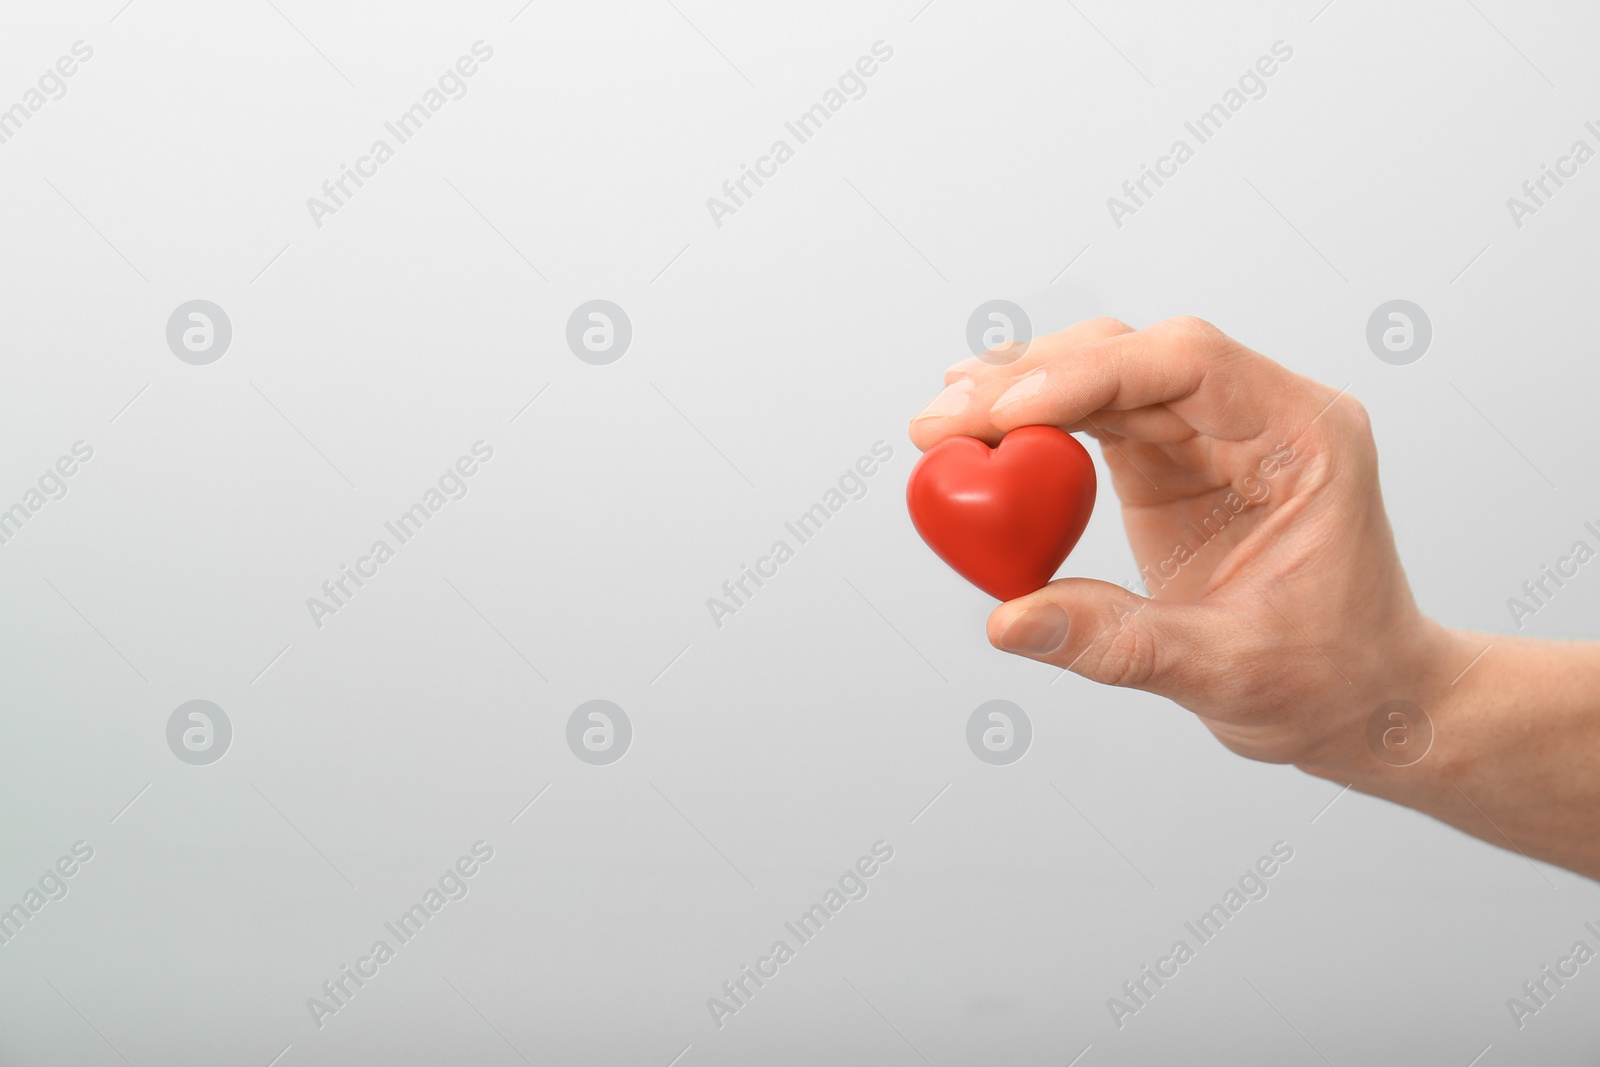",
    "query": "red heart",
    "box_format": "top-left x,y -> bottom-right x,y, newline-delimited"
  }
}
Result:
906,425 -> 1097,601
